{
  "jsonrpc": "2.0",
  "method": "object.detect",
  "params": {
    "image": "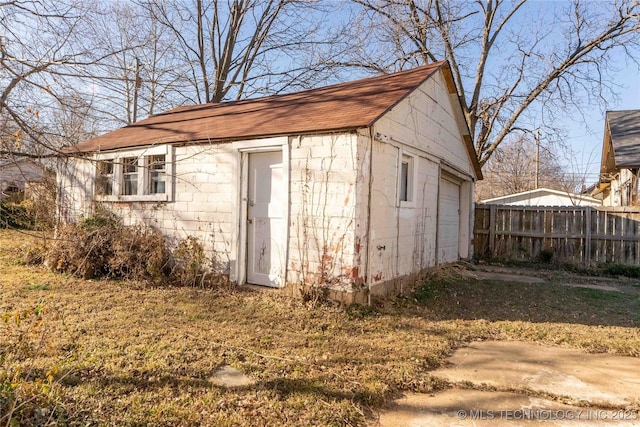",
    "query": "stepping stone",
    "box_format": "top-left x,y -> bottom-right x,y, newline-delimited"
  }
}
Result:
211,365 -> 254,388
